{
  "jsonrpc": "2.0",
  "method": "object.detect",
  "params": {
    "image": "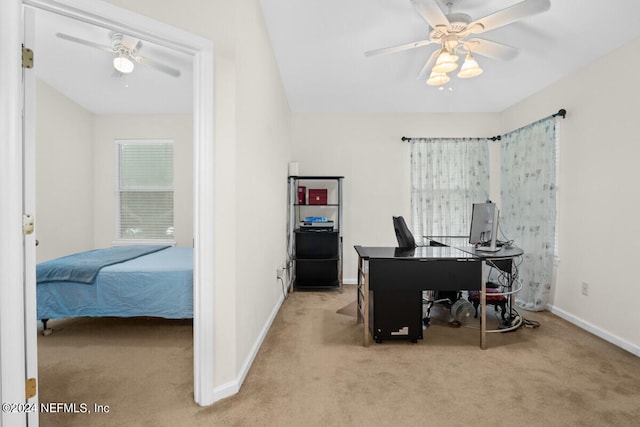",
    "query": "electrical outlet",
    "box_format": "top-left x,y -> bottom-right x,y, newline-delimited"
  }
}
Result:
581,282 -> 589,296
276,267 -> 284,279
